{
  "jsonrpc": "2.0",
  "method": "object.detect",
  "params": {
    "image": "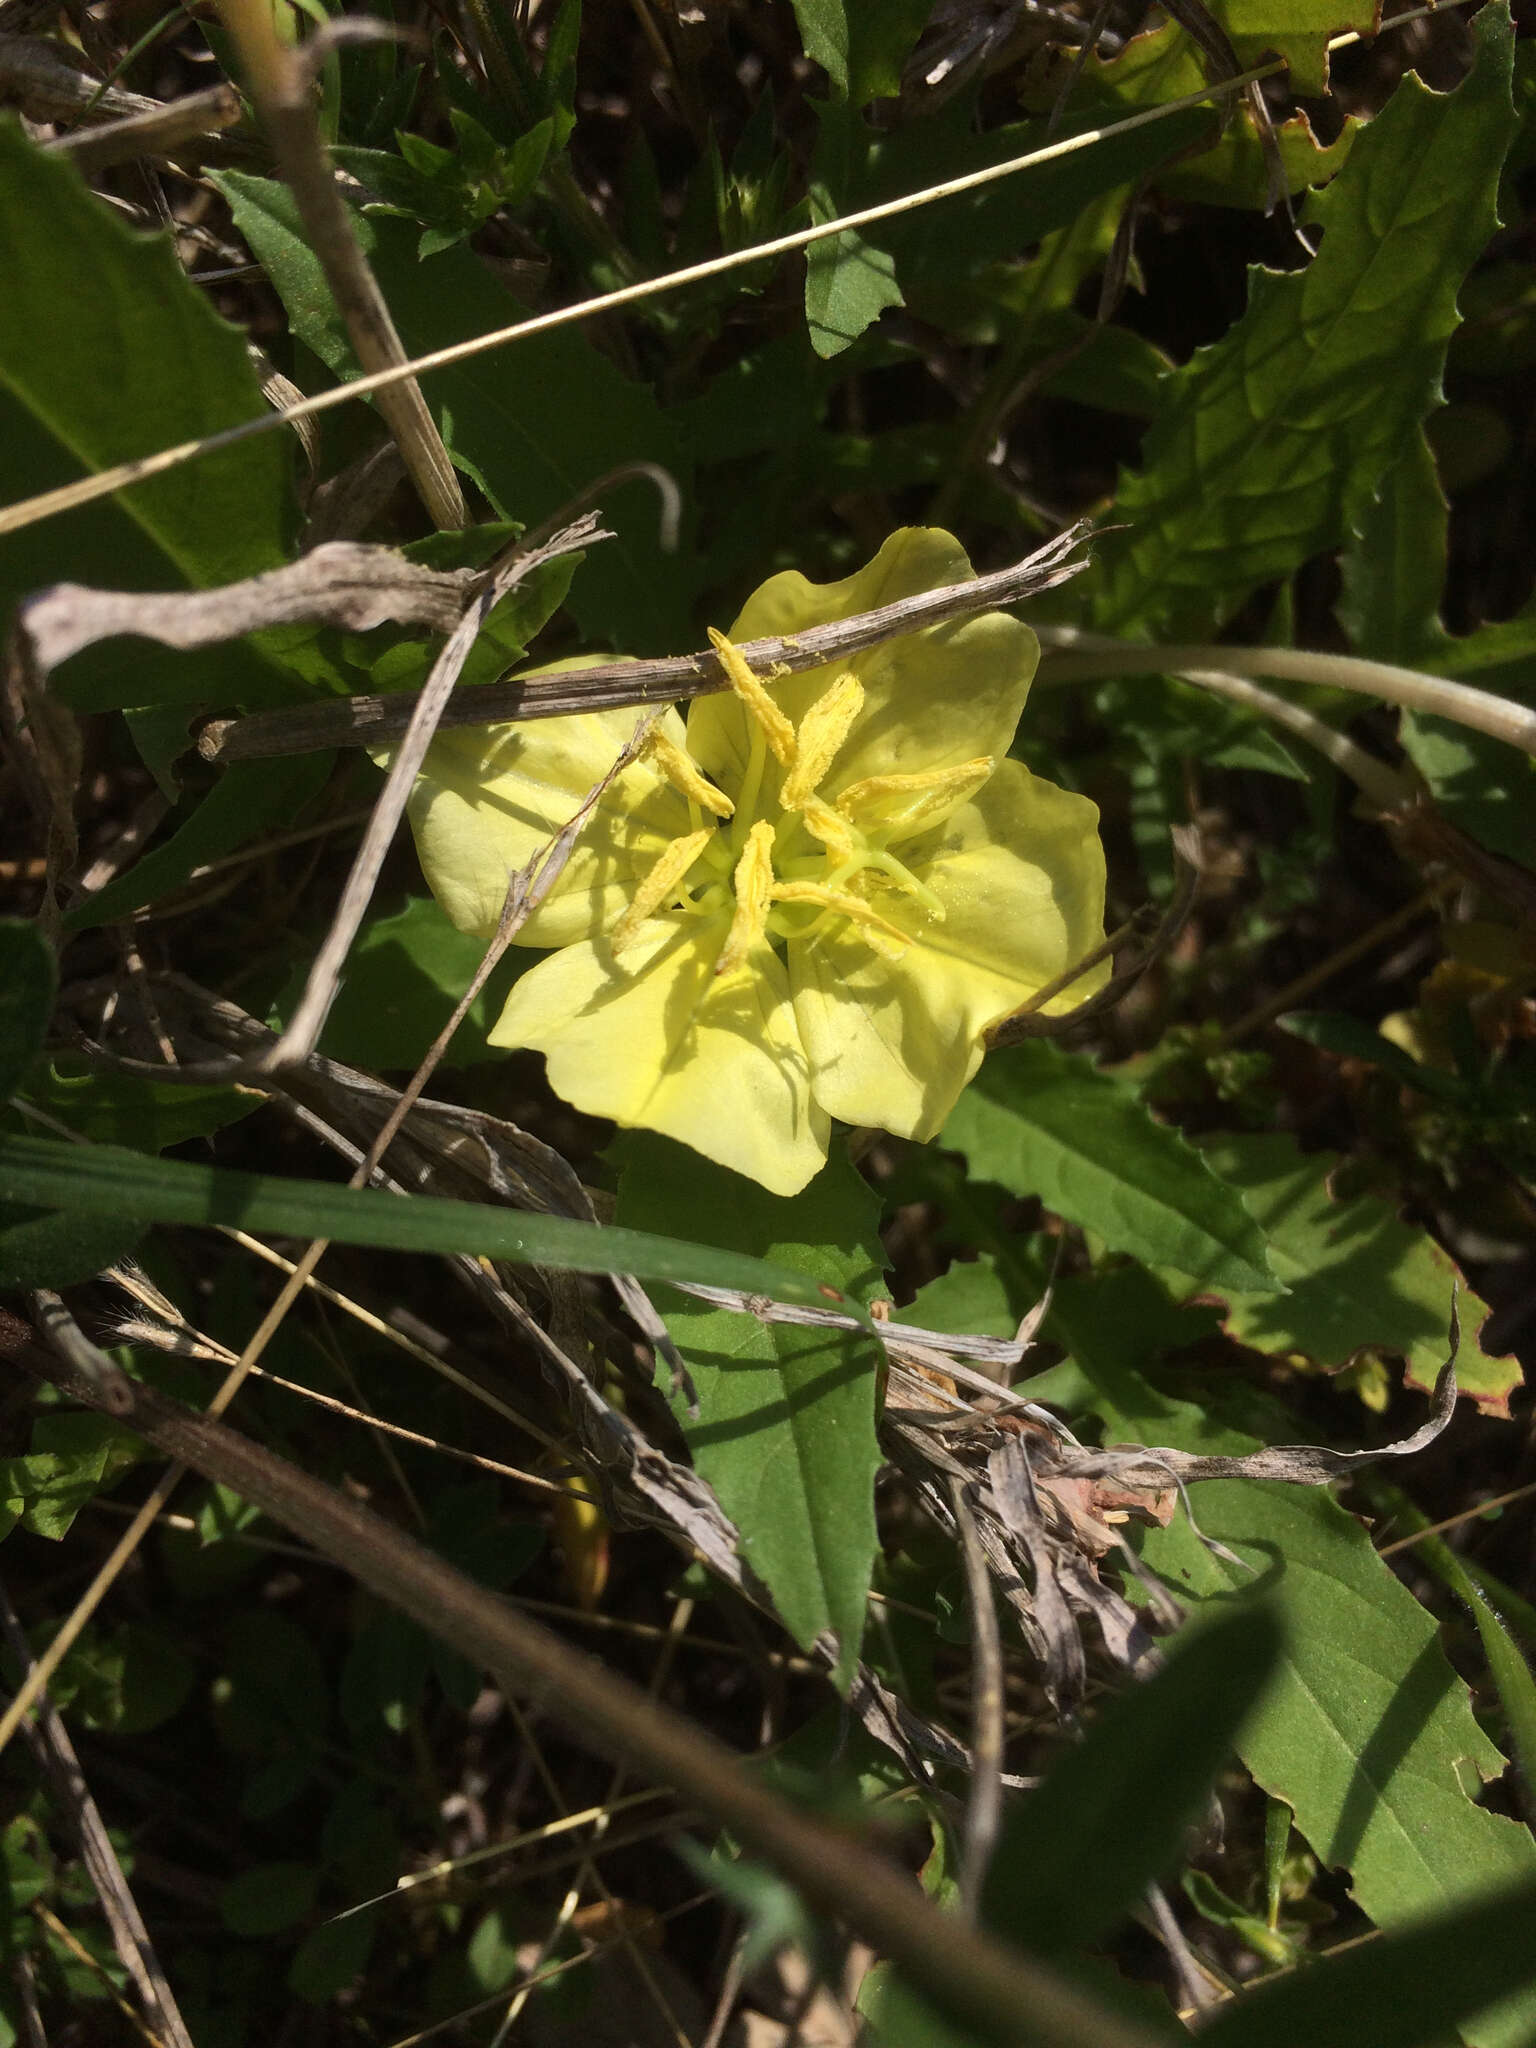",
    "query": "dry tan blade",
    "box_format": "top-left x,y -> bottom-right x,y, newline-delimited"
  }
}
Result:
198,522 -> 1096,762
256,516 -> 608,1074
43,82 -> 244,174
12,541 -> 482,679
217,0 -> 465,529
